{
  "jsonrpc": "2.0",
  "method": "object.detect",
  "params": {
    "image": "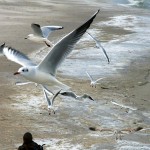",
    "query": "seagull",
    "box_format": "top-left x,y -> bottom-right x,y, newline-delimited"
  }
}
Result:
0,10 -> 99,107
60,91 -> 94,101
25,23 -> 64,47
43,89 -> 61,115
86,31 -> 110,63
86,71 -> 103,88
